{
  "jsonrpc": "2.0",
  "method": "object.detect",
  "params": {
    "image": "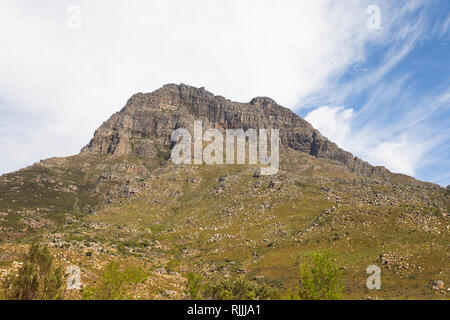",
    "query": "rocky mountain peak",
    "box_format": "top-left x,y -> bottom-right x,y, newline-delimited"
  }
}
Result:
80,83 -> 422,183
249,97 -> 277,108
